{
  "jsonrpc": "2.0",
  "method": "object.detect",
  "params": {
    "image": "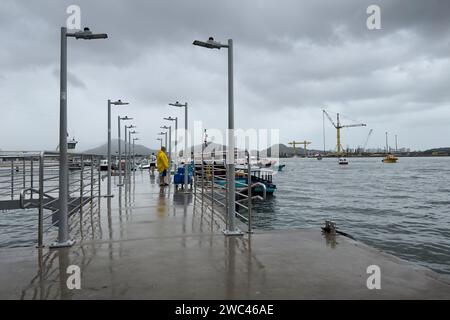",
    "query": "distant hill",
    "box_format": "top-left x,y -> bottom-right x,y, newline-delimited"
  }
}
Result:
261,143 -> 322,157
423,147 -> 450,155
84,139 -> 158,156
